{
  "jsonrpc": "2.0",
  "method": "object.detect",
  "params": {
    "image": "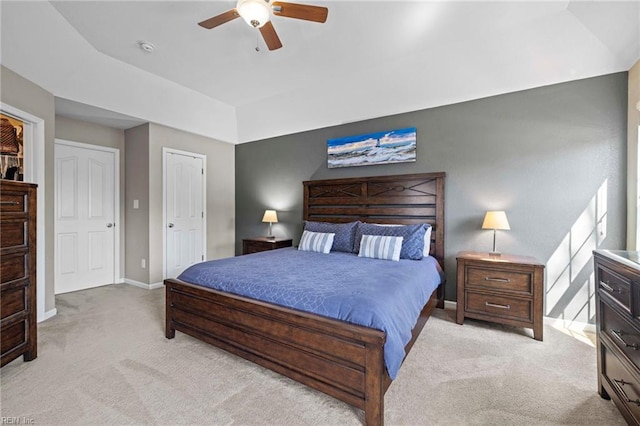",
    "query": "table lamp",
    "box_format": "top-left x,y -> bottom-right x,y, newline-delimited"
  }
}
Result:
482,211 -> 510,255
262,210 -> 278,239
